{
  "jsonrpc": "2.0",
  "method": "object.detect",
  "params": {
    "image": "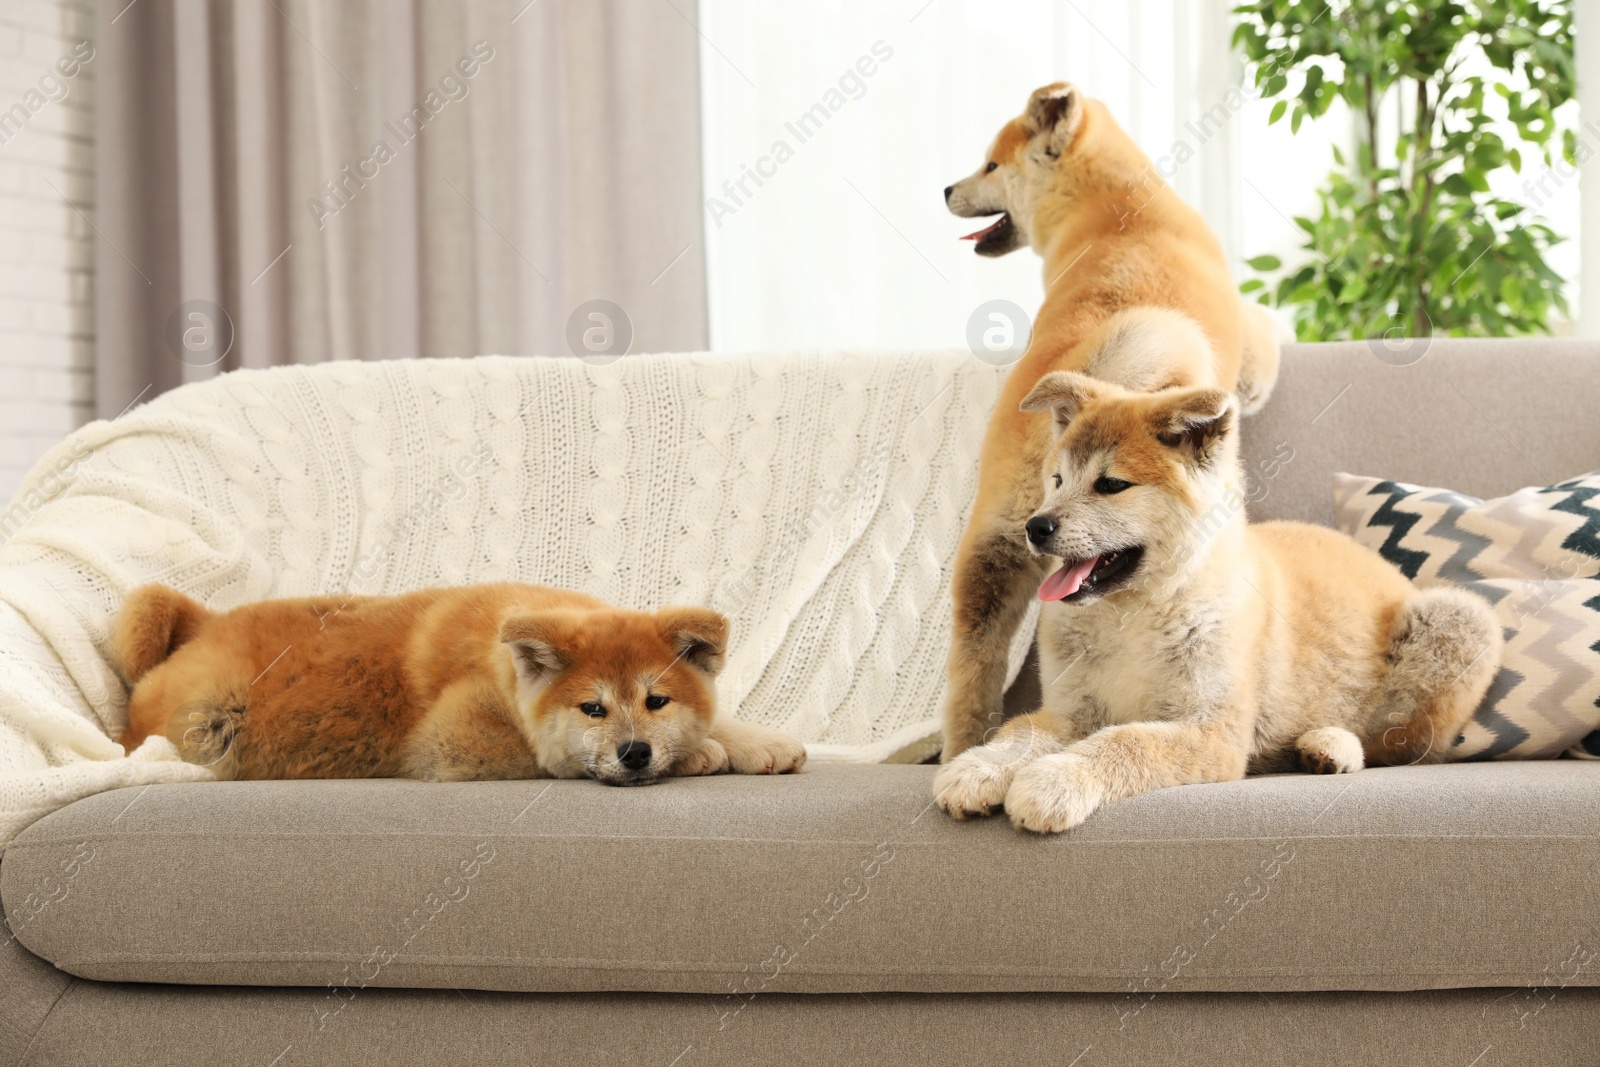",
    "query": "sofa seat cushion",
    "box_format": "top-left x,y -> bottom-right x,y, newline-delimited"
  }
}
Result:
4,763 -> 1597,995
